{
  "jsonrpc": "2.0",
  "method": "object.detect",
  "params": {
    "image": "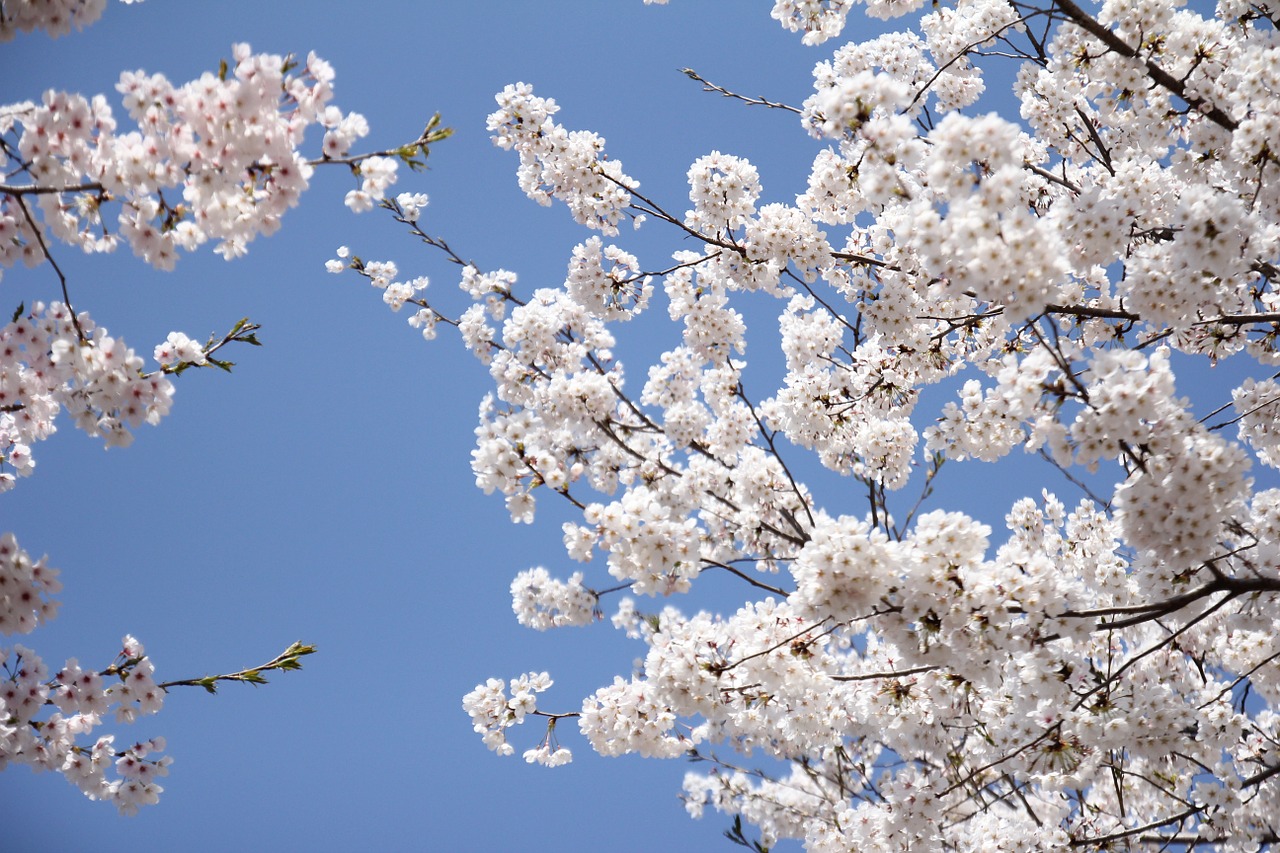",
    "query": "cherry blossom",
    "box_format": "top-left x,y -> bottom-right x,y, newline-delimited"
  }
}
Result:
334,0 -> 1280,848
1,632 -> 171,815
0,0 -> 141,42
1,41 -> 402,279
